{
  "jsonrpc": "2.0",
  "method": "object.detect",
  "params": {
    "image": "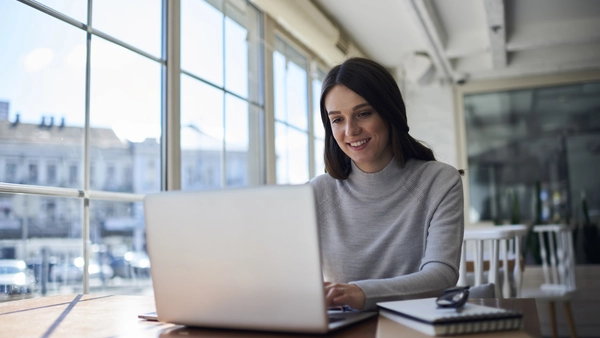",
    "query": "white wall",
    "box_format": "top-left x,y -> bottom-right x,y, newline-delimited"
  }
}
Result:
403,81 -> 459,168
